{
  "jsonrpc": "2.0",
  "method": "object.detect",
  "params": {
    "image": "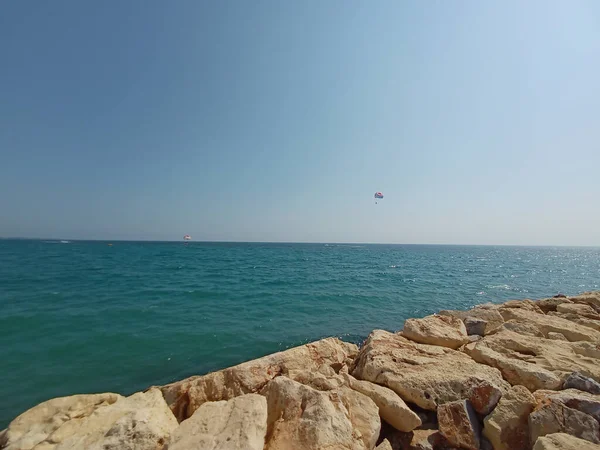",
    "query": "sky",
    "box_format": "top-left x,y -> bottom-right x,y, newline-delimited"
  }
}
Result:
1,1 -> 599,245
